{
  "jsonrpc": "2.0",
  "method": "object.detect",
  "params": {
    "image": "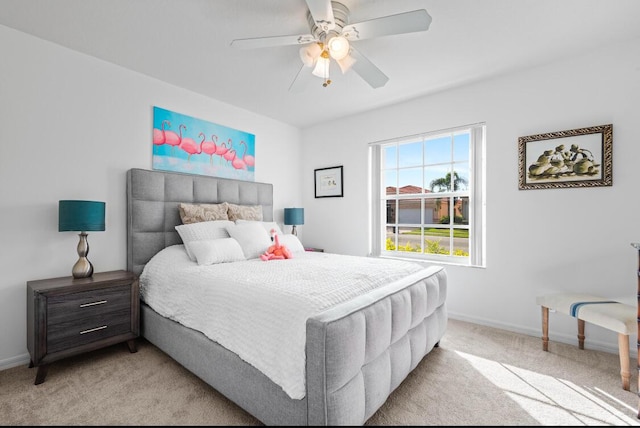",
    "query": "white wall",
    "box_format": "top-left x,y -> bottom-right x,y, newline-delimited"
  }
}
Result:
2,22 -> 639,370
301,37 -> 640,354
0,25 -> 302,368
